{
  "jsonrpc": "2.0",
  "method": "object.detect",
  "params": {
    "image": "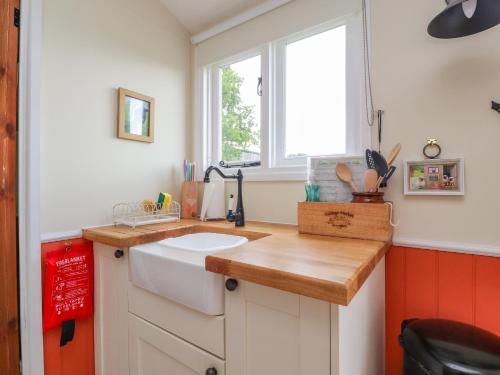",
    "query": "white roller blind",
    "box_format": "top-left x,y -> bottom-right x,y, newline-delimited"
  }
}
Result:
195,0 -> 362,67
